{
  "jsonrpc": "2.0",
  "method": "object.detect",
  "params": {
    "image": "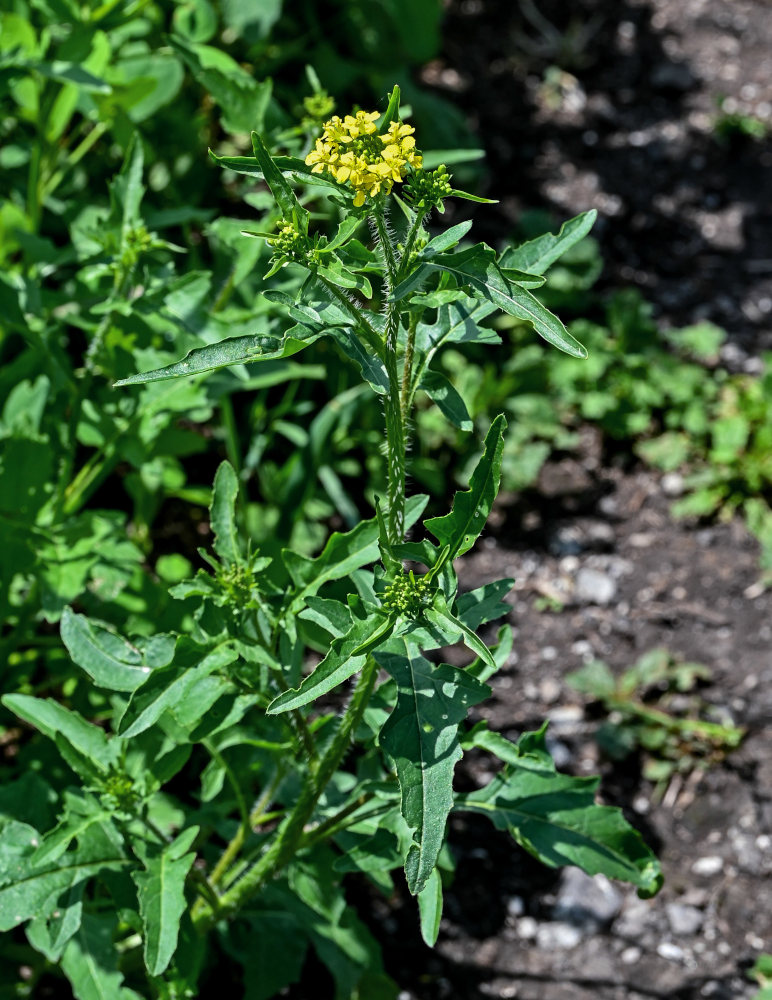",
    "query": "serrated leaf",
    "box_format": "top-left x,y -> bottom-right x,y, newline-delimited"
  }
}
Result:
419,369 -> 473,430
26,882 -> 84,962
210,461 -> 240,565
457,728 -> 663,896
376,641 -> 489,894
425,415 -> 506,560
60,608 -> 158,693
500,210 -> 597,275
61,913 -> 141,1000
132,827 -> 198,976
113,330 -> 321,386
267,614 -> 396,715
